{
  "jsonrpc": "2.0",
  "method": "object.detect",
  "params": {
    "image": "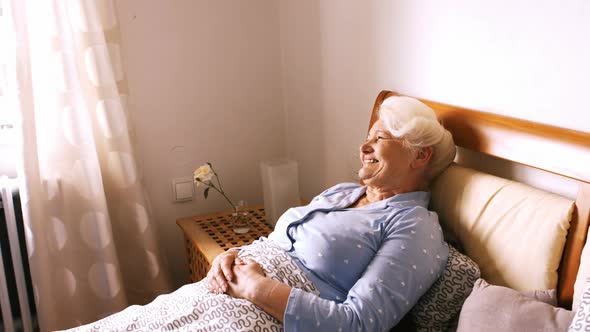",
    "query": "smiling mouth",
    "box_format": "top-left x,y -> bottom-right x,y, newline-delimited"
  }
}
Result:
365,158 -> 379,164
